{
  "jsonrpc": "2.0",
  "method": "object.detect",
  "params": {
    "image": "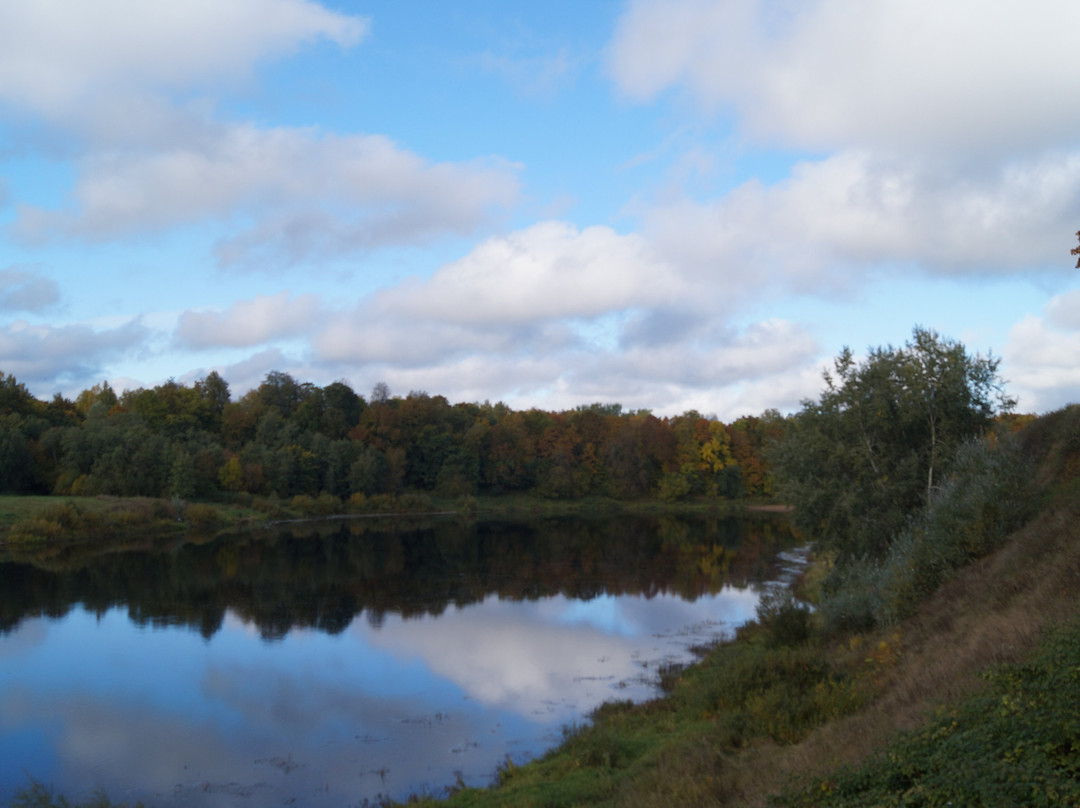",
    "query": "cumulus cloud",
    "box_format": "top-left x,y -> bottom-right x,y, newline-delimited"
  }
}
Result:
0,0 -> 366,127
0,268 -> 61,312
642,150 -> 1080,288
14,126 -> 520,266
174,292 -> 322,349
1044,288 -> 1080,330
379,222 -> 676,325
2,1 -> 517,269
302,218 -> 826,416
608,0 -> 1080,155
308,218 -> 820,416
0,319 -> 147,386
315,222 -> 682,370
391,319 -> 819,418
219,348 -> 295,394
1004,292 -> 1080,413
